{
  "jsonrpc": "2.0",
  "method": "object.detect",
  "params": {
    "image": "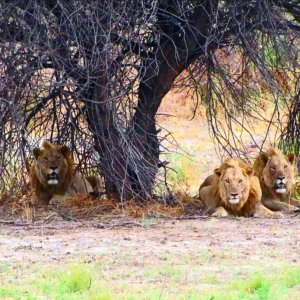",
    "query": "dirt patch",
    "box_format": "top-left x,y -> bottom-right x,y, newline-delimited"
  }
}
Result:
0,212 -> 299,299
0,215 -> 299,268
